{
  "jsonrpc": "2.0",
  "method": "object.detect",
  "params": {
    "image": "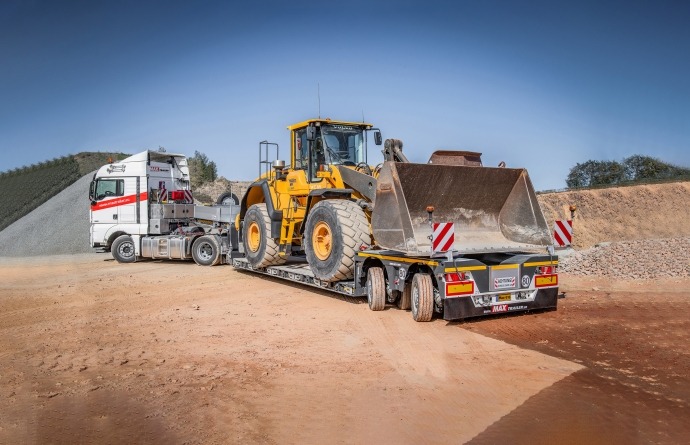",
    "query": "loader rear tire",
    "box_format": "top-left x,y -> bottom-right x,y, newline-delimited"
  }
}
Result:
398,281 -> 412,310
411,274 -> 433,322
112,235 -> 136,263
192,235 -> 222,266
243,204 -> 285,268
367,267 -> 385,311
304,200 -> 371,282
